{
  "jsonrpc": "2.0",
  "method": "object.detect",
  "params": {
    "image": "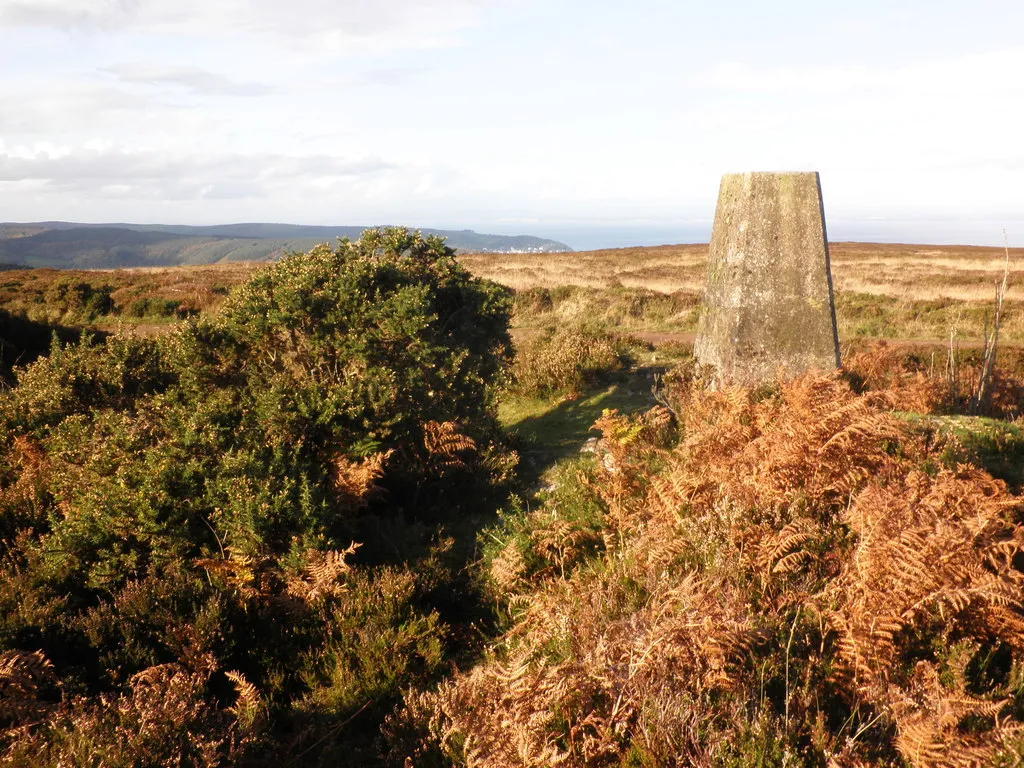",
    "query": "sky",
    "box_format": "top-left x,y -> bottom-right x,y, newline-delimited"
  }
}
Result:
1,0 -> 1022,249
